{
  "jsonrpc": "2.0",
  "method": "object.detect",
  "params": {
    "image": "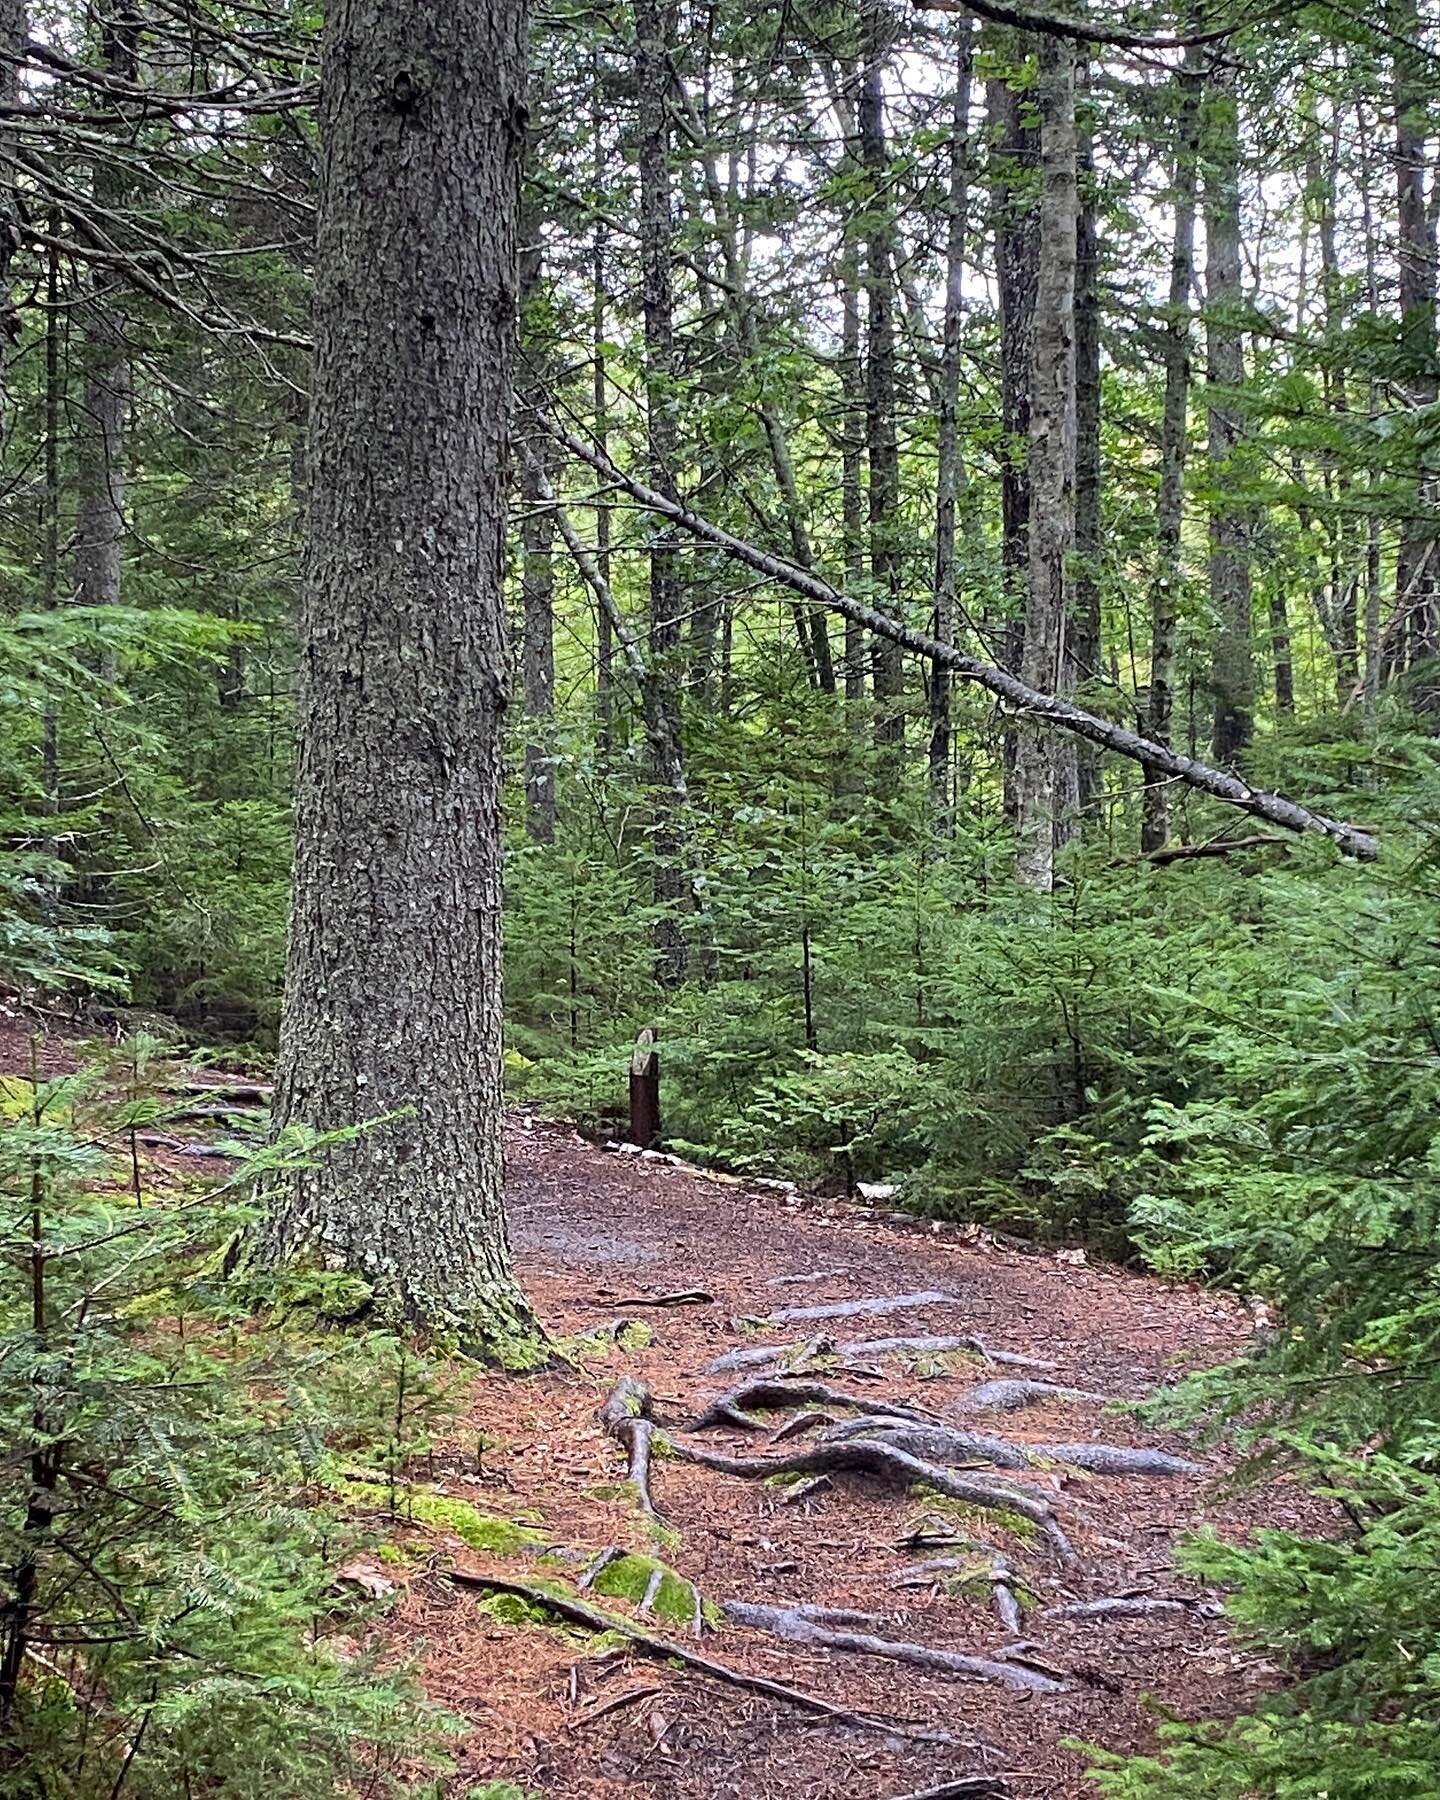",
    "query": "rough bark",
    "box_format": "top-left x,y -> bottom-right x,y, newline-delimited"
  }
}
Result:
591,57 -> 614,762
1143,58 -> 1203,855
518,194 -> 556,845
0,0 -> 26,453
1070,67 -> 1101,821
74,6 -> 139,632
263,0 -> 536,1353
840,236 -> 868,710
986,51 -> 1040,666
636,0 -> 689,983
1204,68 -> 1255,766
930,15 -> 974,832
858,19 -> 905,773
1013,37 -> 1078,891
1393,0 -> 1438,700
